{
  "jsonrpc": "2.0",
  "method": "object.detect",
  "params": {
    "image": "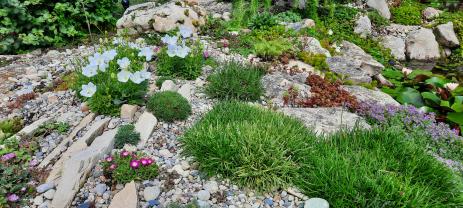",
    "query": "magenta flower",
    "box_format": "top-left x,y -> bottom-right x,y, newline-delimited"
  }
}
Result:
203,51 -> 209,59
147,158 -> 154,165
105,156 -> 113,162
109,163 -> 117,171
7,194 -> 19,202
1,152 -> 16,161
20,187 -> 26,192
140,158 -> 149,166
120,150 -> 130,157
130,160 -> 140,169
